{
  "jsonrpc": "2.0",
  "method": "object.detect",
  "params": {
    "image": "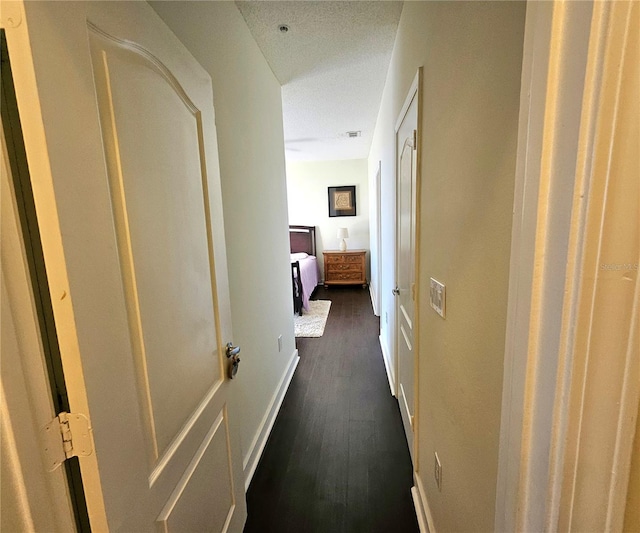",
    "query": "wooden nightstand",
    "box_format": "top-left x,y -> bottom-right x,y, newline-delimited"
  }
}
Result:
323,250 -> 367,289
